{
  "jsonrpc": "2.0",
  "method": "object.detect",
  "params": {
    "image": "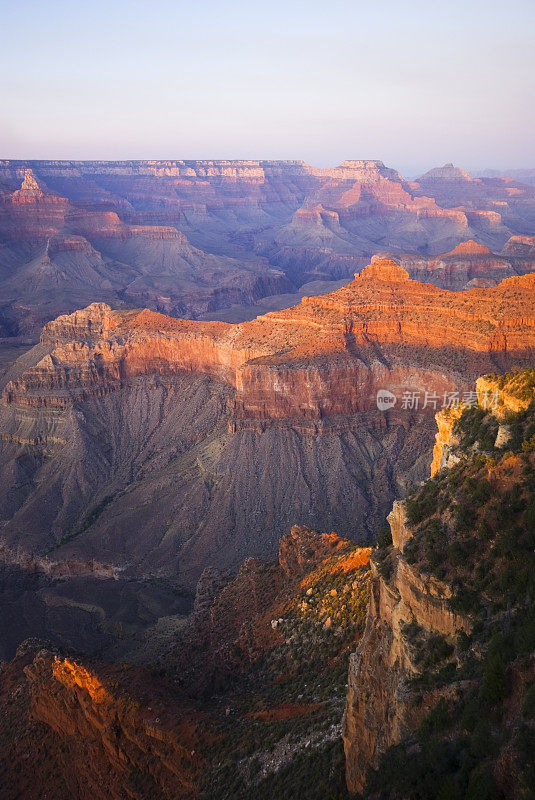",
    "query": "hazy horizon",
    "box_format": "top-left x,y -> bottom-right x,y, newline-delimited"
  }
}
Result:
2,0 -> 534,175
